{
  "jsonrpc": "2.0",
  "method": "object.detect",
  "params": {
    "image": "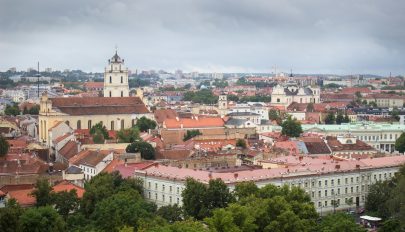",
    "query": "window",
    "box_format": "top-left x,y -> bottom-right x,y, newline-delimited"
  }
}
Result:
318,181 -> 321,187
88,120 -> 92,129
351,177 -> 353,183
277,98 -> 280,103
121,91 -> 123,97
345,178 -> 348,184
109,76 -> 112,83
351,187 -> 353,193
345,187 -> 348,194
311,191 -> 315,198
111,121 -> 114,130
324,201 -> 328,207
177,187 -> 179,194
77,120 -> 81,129
337,188 -> 340,195
169,186 -> 172,192
318,202 -> 321,207
162,195 -> 165,202
155,183 -> 158,190
356,186 -> 359,193
155,193 -> 157,200
109,91 -> 112,97
325,190 -> 327,197
318,191 -> 321,197
337,179 -> 341,185
121,119 -> 124,129
331,179 -> 334,186
325,180 -> 328,187
121,76 -> 123,83
148,182 -> 151,188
